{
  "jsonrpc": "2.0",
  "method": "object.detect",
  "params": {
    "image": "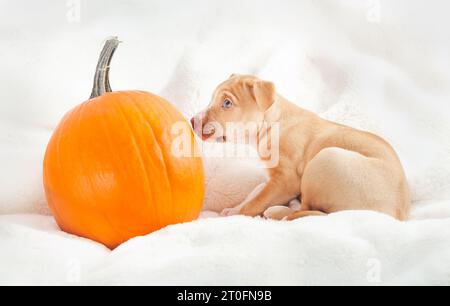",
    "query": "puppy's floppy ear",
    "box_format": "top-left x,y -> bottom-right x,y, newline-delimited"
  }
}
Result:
253,80 -> 276,111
